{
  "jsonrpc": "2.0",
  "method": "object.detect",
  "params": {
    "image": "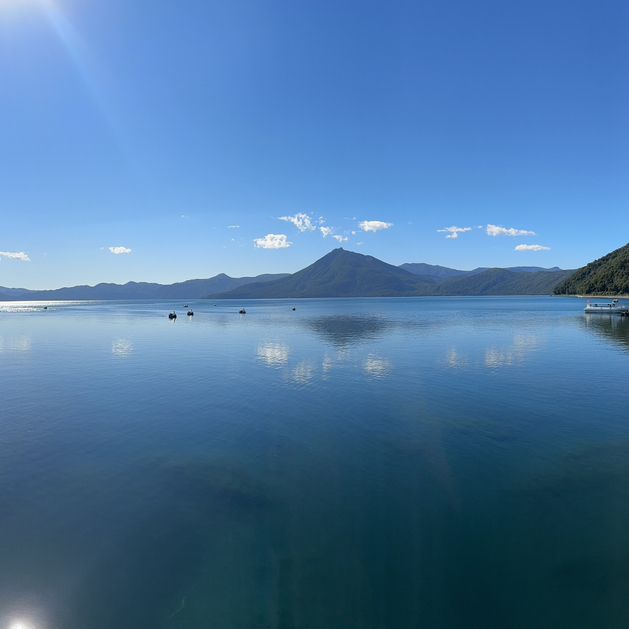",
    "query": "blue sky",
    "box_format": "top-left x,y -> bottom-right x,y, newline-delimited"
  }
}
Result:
1,0 -> 627,288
